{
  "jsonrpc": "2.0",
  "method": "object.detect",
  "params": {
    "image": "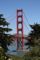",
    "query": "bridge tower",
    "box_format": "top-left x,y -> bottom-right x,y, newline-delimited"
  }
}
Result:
17,9 -> 24,50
